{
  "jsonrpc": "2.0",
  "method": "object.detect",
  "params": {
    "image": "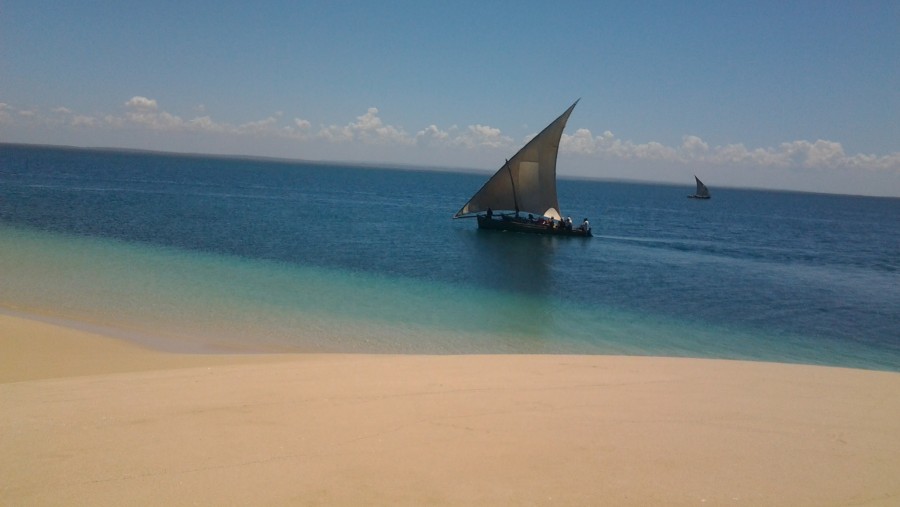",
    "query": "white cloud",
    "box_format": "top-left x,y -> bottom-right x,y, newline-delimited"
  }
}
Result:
635,141 -> 678,161
72,115 -> 100,127
103,114 -> 125,128
187,116 -> 228,133
415,123 -> 517,150
793,140 -> 846,168
566,128 -> 598,155
237,116 -> 280,135
125,108 -> 184,130
415,125 -> 450,147
319,107 -> 412,145
681,135 -> 709,155
125,96 -> 158,111
558,128 -> 900,173
317,124 -> 353,143
2,97 -> 898,175
454,124 -> 513,149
